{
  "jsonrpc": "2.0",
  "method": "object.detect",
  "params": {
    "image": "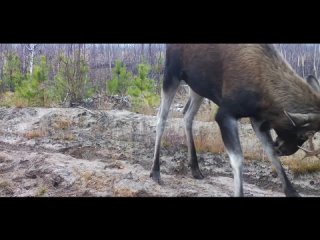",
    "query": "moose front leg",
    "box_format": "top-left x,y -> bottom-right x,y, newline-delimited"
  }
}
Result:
251,118 -> 300,197
216,109 -> 244,197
